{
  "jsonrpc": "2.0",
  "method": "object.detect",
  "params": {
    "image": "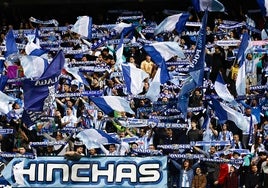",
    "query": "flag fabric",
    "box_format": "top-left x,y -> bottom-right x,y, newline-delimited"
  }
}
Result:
177,10 -> 208,118
202,114 -> 211,151
25,42 -> 48,58
0,91 -> 16,114
257,0 -> 268,17
63,65 -> 90,87
214,73 -> 237,104
145,67 -> 161,102
113,22 -> 136,68
112,22 -> 133,35
20,55 -> 49,79
22,50 -> 65,111
192,0 -> 225,12
5,29 -> 19,58
144,42 -> 185,63
115,37 -> 126,66
235,32 -> 249,96
210,98 -> 247,131
143,41 -> 184,84
121,64 -> 149,95
76,129 -> 120,150
154,12 -> 190,35
0,74 -> 8,91
71,16 -> 92,40
90,96 -> 135,116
